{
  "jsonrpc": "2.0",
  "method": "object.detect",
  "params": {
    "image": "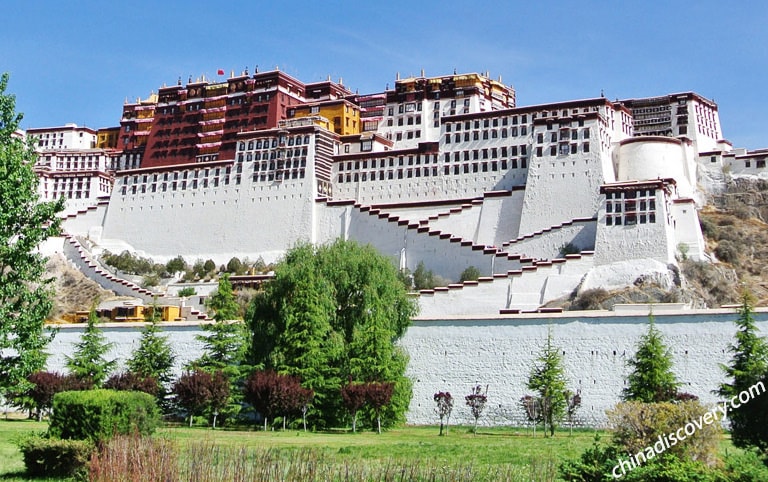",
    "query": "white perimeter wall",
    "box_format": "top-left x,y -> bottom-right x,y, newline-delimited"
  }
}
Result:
40,308 -> 766,427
